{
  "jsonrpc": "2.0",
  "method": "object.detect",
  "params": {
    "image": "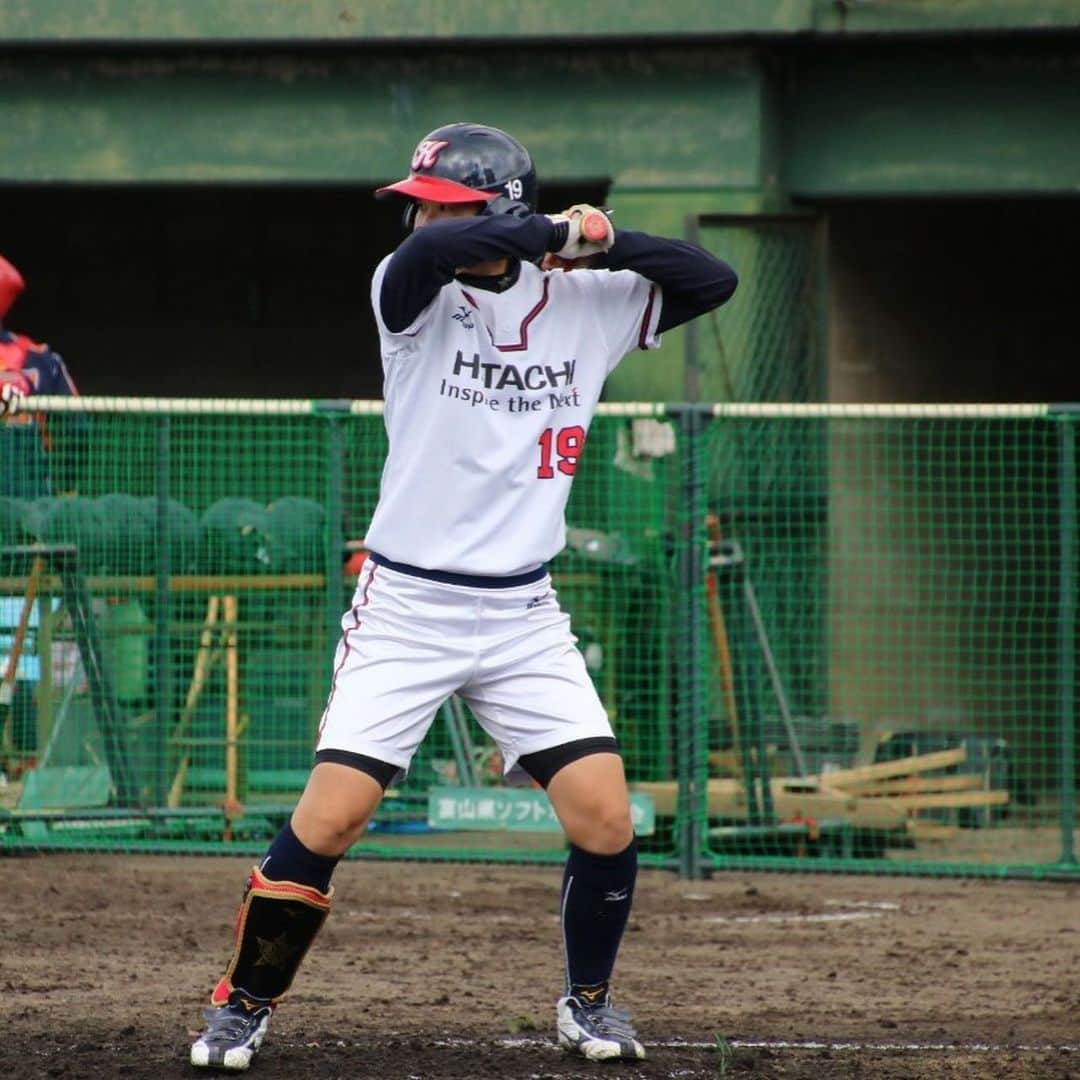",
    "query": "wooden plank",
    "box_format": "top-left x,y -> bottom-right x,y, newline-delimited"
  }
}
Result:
769,790 -> 906,830
847,773 -> 986,797
706,582 -> 742,776
223,595 -> 239,830
168,574 -> 325,592
630,779 -> 907,830
0,573 -> 324,595
630,781 -> 676,816
822,747 -> 967,788
906,821 -> 961,841
632,776 -> 834,816
166,595 -> 222,808
708,747 -> 776,776
885,789 -> 1009,811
